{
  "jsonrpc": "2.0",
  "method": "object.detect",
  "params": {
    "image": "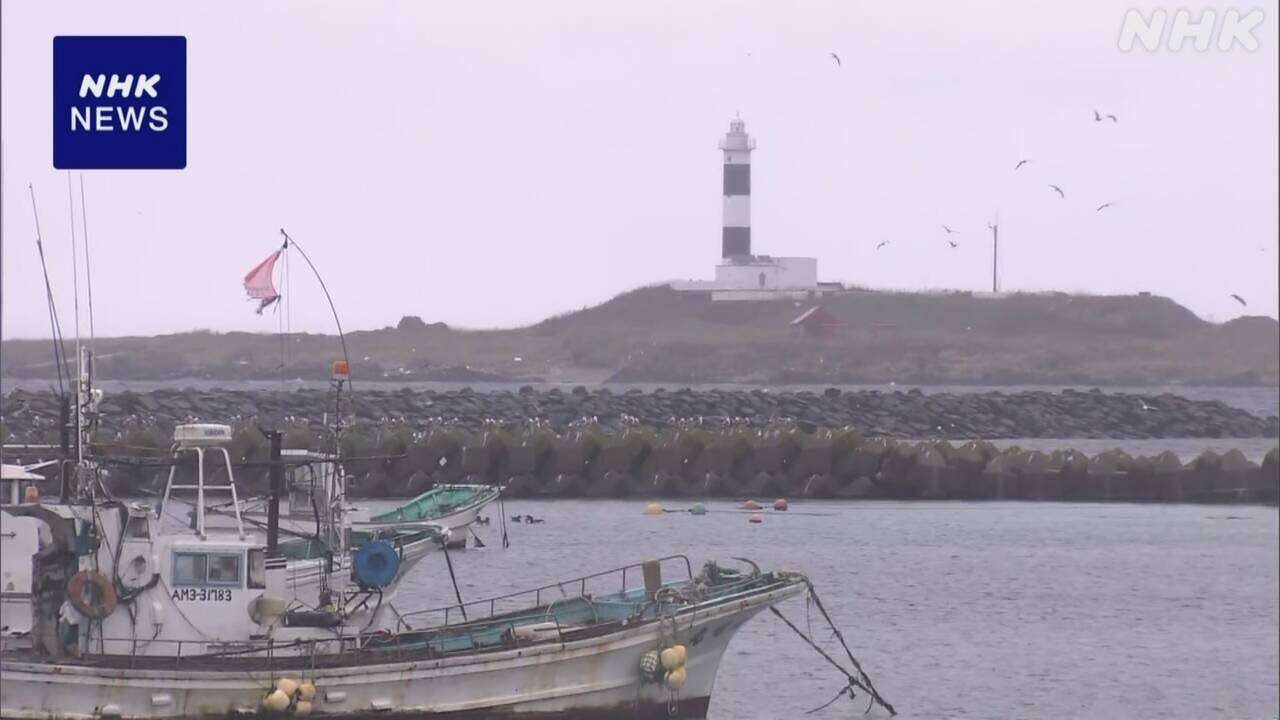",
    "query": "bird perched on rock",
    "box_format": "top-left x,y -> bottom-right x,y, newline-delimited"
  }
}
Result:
1230,294 -> 1247,307
1049,184 -> 1065,199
